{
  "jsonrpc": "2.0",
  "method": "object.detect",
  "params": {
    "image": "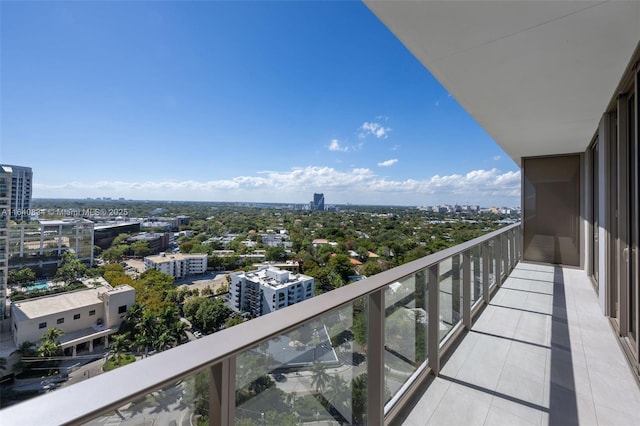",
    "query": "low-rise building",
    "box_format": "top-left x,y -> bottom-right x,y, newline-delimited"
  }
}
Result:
143,253 -> 207,279
230,266 -> 314,317
11,284 -> 135,356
